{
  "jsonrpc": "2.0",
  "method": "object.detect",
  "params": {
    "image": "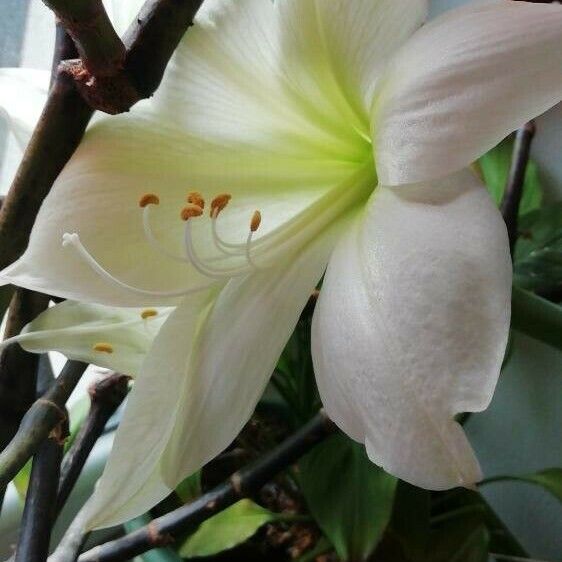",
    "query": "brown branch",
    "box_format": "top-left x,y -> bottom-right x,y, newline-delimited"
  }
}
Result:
0,290 -> 49,506
62,0 -> 205,114
43,0 -> 126,77
55,373 -> 129,516
500,121 -> 536,253
14,361 -> 68,562
0,361 -> 88,490
78,412 -> 337,562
